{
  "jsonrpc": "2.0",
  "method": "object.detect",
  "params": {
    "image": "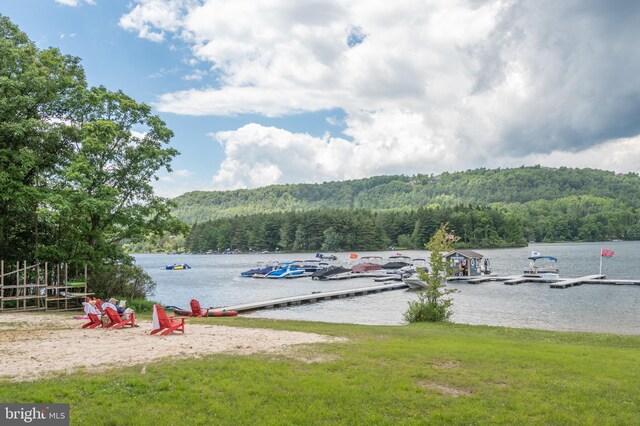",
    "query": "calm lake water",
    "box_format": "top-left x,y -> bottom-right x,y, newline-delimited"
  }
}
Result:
135,241 -> 640,335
